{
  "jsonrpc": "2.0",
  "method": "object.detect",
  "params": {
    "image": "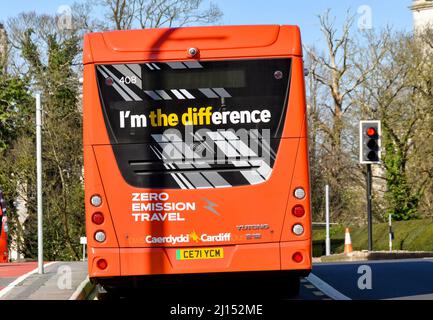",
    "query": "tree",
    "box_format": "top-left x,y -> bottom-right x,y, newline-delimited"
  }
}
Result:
0,24 -> 8,74
98,0 -> 222,30
0,76 -> 33,152
0,23 -> 34,258
3,11 -> 85,260
305,47 -> 328,221
362,29 -> 433,220
305,10 -> 388,222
